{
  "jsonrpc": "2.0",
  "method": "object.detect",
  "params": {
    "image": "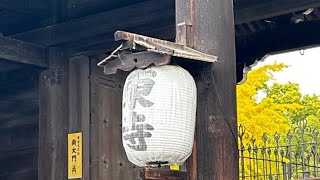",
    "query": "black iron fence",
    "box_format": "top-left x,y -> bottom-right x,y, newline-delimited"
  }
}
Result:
239,120 -> 320,180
